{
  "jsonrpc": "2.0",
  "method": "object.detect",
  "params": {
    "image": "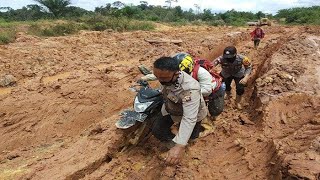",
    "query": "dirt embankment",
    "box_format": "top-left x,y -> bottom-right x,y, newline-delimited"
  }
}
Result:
254,27 -> 320,179
0,25 -> 319,180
